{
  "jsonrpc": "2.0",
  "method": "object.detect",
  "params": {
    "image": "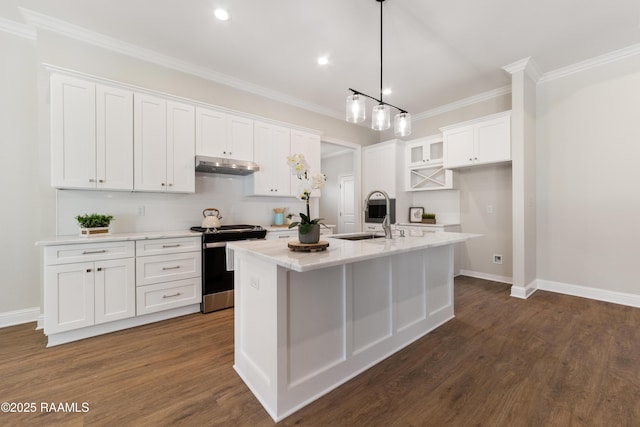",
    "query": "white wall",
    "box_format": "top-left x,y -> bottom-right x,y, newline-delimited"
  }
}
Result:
0,29 -> 40,317
537,54 -> 640,297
